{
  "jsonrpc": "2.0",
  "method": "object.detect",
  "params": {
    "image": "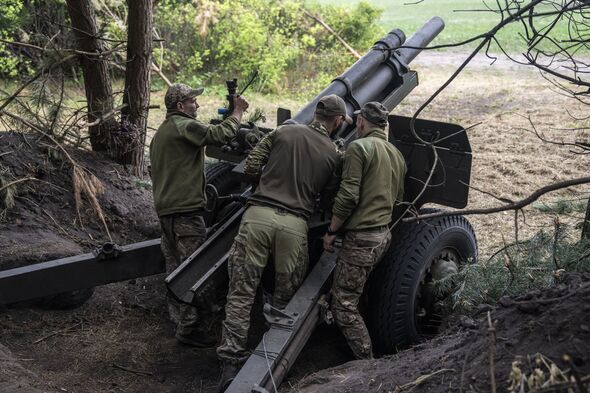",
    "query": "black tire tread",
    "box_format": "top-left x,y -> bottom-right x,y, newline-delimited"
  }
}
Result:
368,209 -> 477,353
